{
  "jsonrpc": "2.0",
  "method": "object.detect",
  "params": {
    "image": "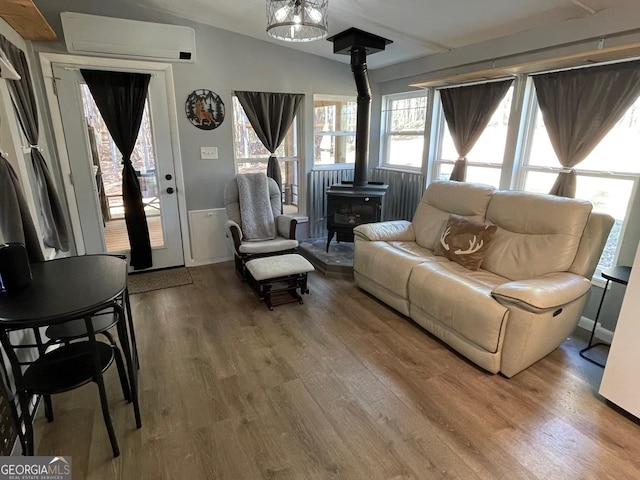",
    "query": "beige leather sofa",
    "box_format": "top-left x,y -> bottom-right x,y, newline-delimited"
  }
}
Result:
353,181 -> 614,377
